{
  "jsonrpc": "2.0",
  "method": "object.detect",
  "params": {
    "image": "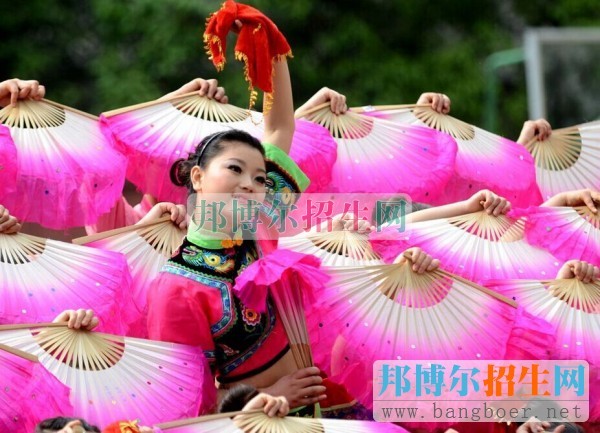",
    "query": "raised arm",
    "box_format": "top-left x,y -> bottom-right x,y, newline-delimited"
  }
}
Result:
262,59 -> 295,154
